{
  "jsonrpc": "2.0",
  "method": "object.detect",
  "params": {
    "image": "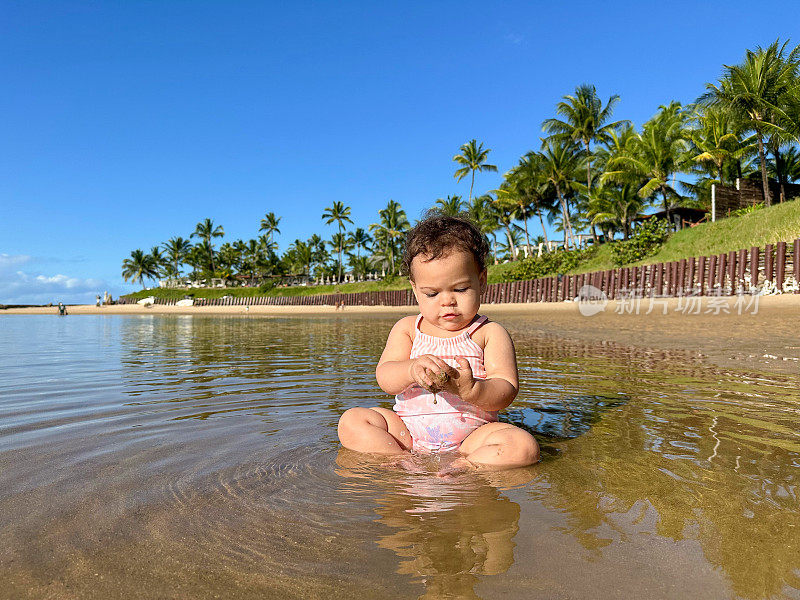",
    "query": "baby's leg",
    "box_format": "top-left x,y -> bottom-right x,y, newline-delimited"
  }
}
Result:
337,407 -> 412,455
458,423 -> 539,469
